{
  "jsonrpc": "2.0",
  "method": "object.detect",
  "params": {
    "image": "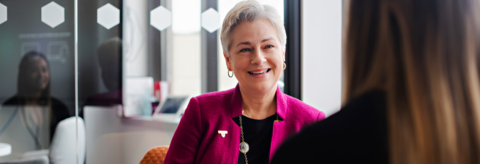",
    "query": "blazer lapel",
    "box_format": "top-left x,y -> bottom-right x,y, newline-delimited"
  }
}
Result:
270,120 -> 289,161
228,84 -> 243,163
269,86 -> 289,161
226,118 -> 241,163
